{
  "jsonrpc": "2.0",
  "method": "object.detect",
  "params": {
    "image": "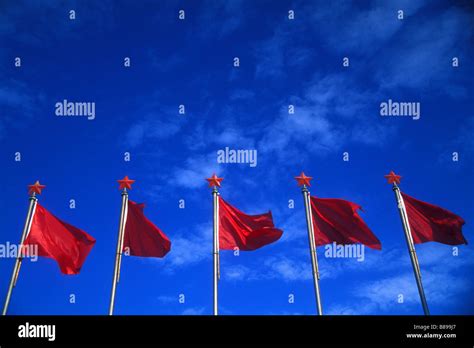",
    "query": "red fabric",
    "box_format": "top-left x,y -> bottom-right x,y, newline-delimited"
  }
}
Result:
219,197 -> 283,250
23,203 -> 96,275
310,196 -> 381,249
402,192 -> 467,245
123,200 -> 171,257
